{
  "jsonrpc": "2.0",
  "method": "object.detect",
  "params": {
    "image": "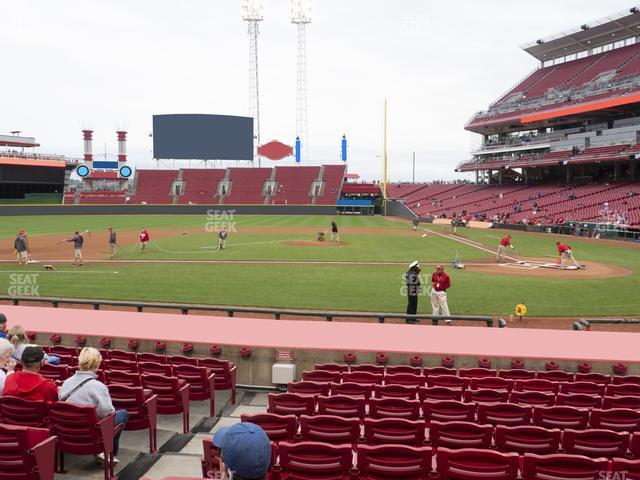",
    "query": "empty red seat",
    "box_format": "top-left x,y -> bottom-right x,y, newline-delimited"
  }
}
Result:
631,432 -> 640,457
0,423 -> 56,480
108,350 -> 138,362
350,364 -> 385,374
436,447 -> 519,480
108,384 -> 158,453
612,375 -> 640,385
560,382 -> 605,396
515,379 -> 560,394
39,363 -> 71,382
562,428 -> 630,457
574,373 -> 610,385
470,377 -> 514,392
607,383 -> 640,397
477,403 -> 532,426
0,396 -> 49,428
173,365 -> 216,417
423,400 -> 476,424
537,371 -> 575,383
302,370 -> 342,384
590,408 -> 640,432
268,393 -> 315,417
316,395 -> 365,418
426,375 -> 469,390
429,420 -> 492,449
138,361 -> 174,376
521,453 -> 609,480
459,368 -> 498,379
314,363 -> 348,373
48,345 -> 79,357
369,397 -> 421,420
363,418 -> 426,446
342,371 -> 384,385
201,438 -> 221,479
463,389 -> 510,404
374,384 -> 418,400
288,381 -> 331,396
198,358 -> 237,405
509,390 -> 555,407
140,374 -> 191,433
384,373 -> 426,387
424,367 -> 455,376
419,386 -> 463,402
555,393 -> 602,408
329,382 -> 373,399
137,352 -> 168,364
494,425 -> 561,455
610,458 -> 640,480
356,444 -> 432,479
298,415 -> 359,445
168,355 -> 199,366
104,370 -> 142,387
603,395 -> 640,409
275,441 -> 353,479
104,358 -> 138,373
386,365 -> 422,375
240,413 -> 297,442
533,406 -> 589,430
498,369 -> 536,381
